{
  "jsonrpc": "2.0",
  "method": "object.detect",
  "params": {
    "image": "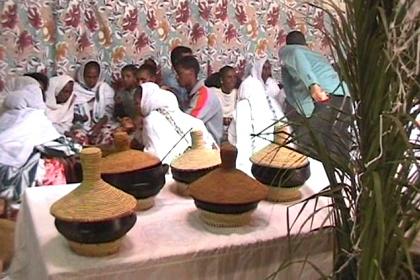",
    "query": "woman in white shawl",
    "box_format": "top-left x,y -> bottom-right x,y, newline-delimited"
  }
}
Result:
44,75 -> 75,134
135,82 -> 216,164
228,57 -> 286,175
0,80 -> 61,202
73,60 -> 115,145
